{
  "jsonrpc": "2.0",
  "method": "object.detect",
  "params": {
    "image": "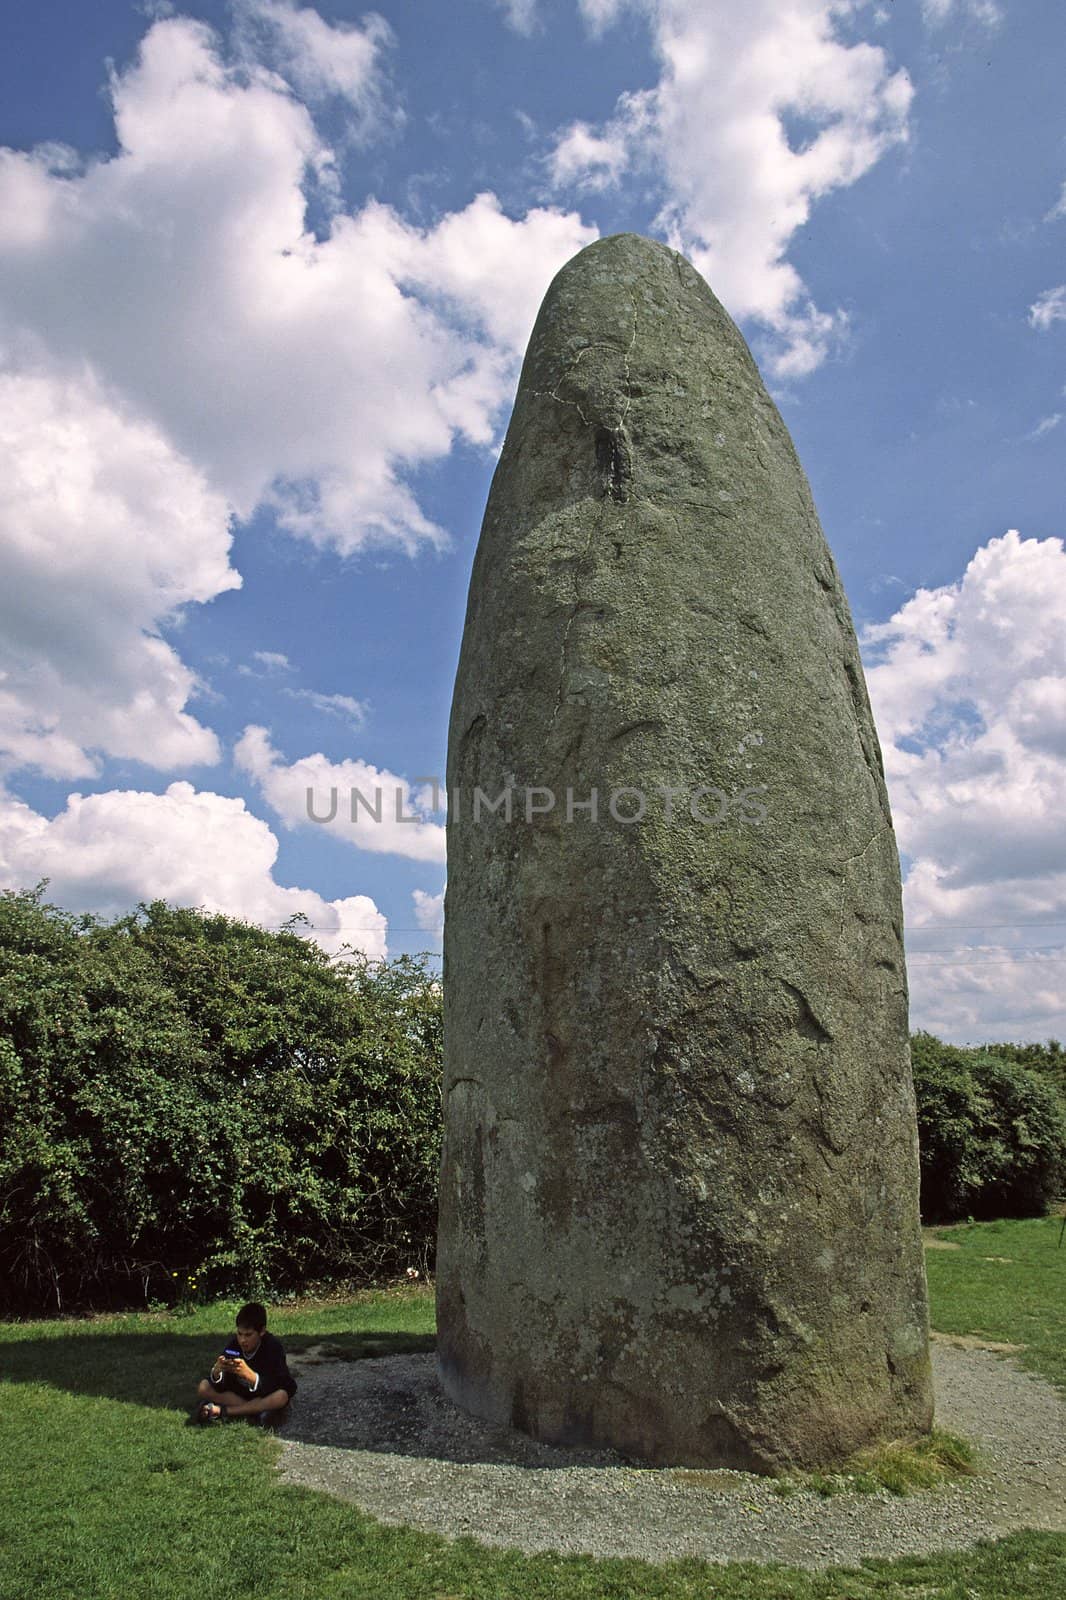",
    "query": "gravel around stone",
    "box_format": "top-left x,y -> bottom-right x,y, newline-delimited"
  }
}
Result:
275,1340 -> 1066,1571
